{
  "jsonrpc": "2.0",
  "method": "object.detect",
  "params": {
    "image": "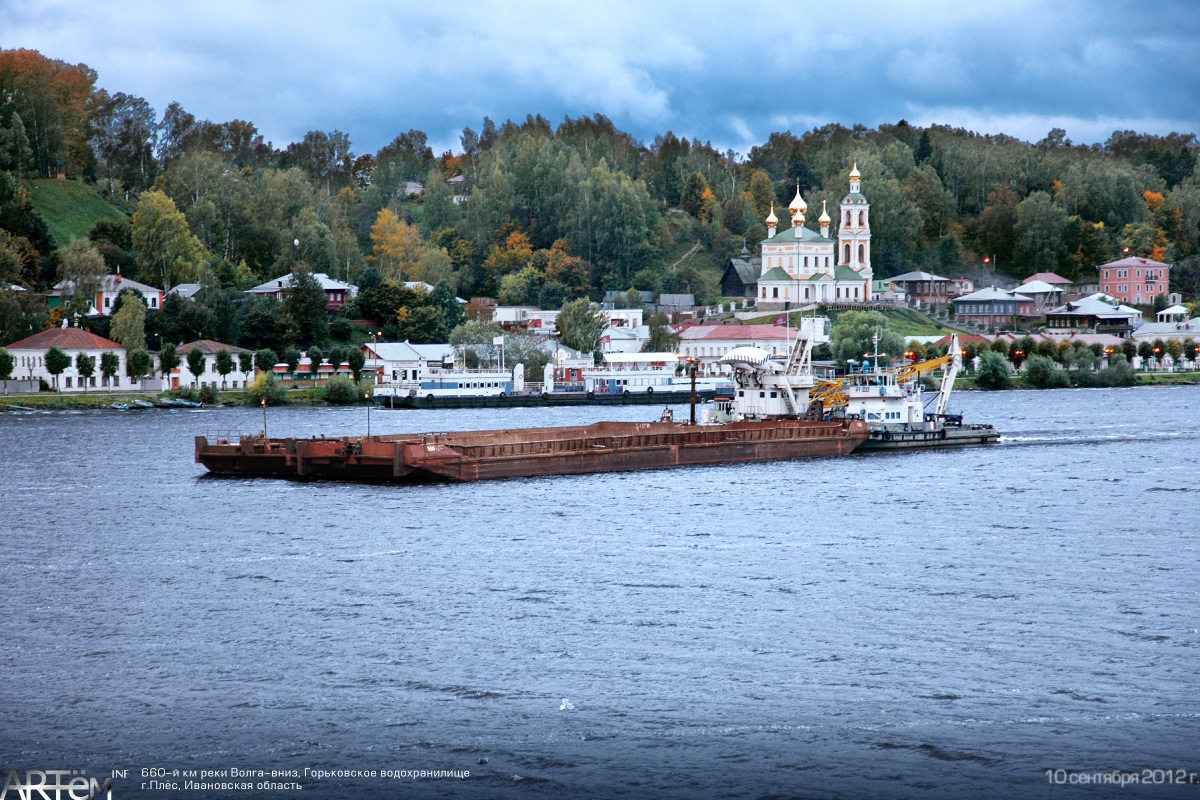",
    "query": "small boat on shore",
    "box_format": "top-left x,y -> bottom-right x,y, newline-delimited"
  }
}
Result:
110,402 -> 130,411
